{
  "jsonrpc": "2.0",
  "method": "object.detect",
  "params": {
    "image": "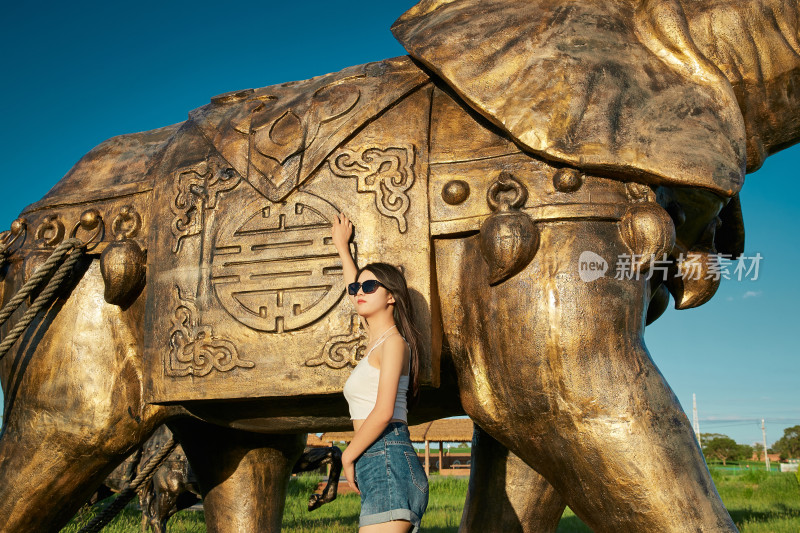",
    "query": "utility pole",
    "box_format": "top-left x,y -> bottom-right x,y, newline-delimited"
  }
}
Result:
761,419 -> 770,472
692,394 -> 701,444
